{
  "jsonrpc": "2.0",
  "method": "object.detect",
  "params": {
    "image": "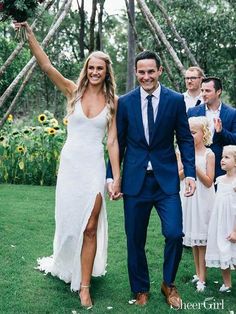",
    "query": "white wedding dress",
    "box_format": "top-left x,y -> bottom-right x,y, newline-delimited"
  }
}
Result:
37,100 -> 108,291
